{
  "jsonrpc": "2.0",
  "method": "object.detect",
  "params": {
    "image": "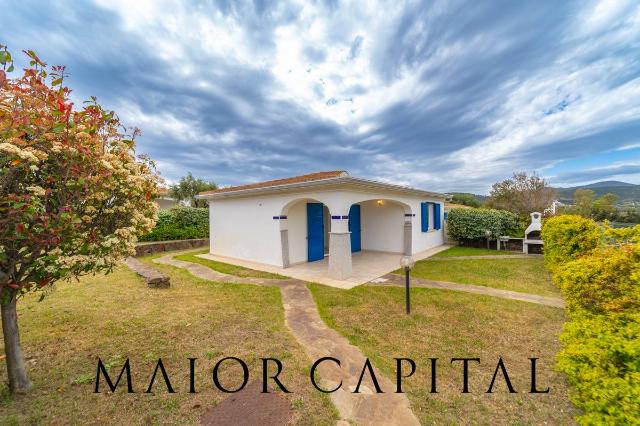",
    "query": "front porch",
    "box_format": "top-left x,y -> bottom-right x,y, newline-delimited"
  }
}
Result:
198,245 -> 451,289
